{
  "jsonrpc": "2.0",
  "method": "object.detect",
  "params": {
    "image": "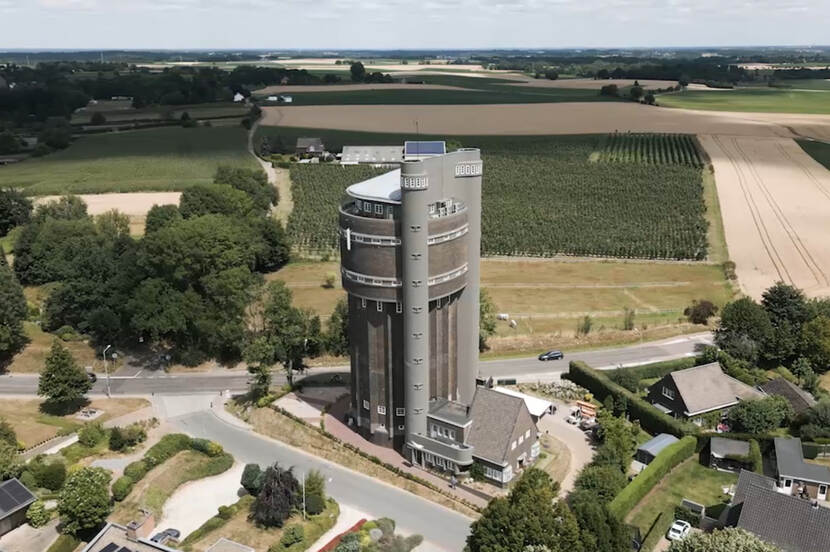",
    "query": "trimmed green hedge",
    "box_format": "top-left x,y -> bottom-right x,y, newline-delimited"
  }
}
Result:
565,361 -> 697,437
615,357 -> 699,381
608,435 -> 696,519
112,475 -> 134,501
748,439 -> 763,473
